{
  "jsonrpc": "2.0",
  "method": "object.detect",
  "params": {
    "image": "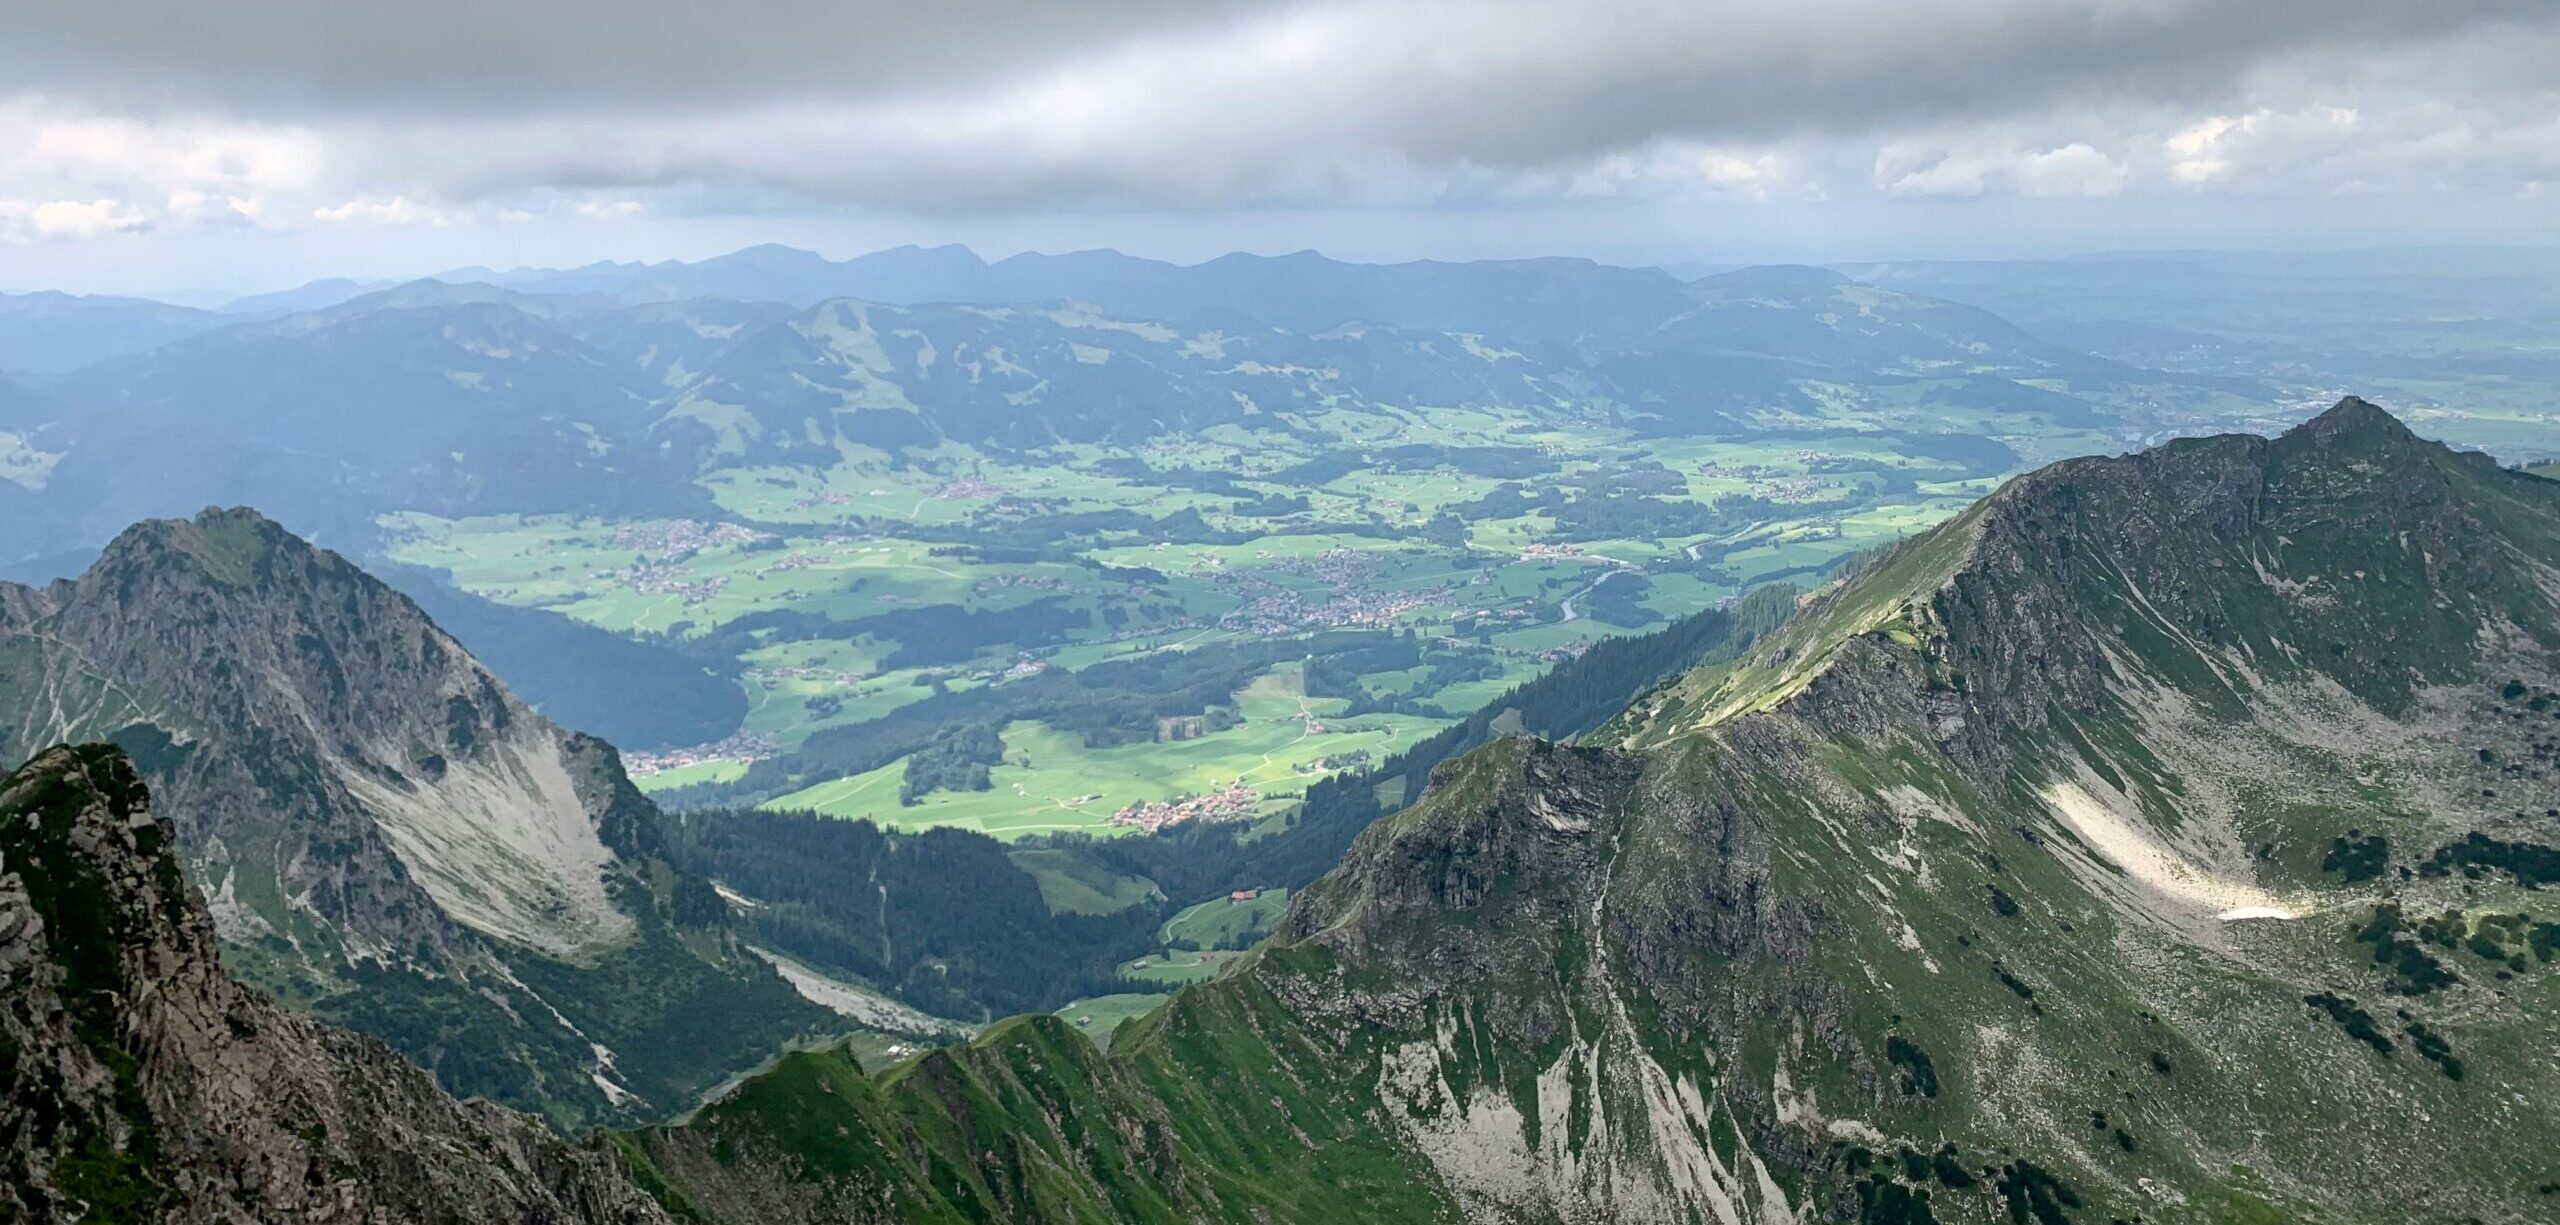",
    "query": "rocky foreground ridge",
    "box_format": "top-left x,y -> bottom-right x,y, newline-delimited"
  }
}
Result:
0,744 -> 672,1223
